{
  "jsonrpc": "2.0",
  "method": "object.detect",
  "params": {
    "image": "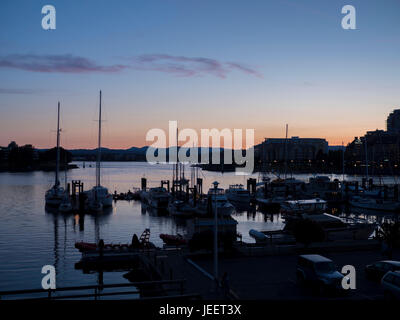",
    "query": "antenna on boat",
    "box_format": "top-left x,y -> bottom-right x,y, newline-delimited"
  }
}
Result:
284,124 -> 288,180
364,134 -> 369,185
342,141 -> 345,182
